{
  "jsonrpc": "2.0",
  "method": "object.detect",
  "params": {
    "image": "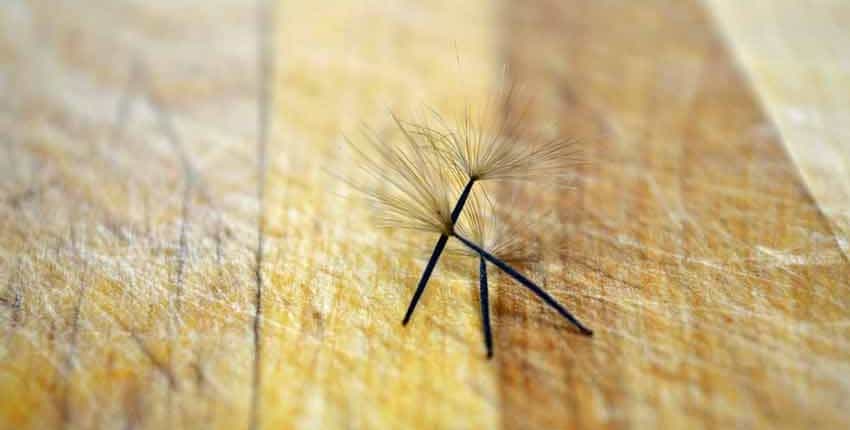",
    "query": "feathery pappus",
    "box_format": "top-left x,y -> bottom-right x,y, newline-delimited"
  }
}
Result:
348,100 -> 592,358
397,91 -> 585,330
